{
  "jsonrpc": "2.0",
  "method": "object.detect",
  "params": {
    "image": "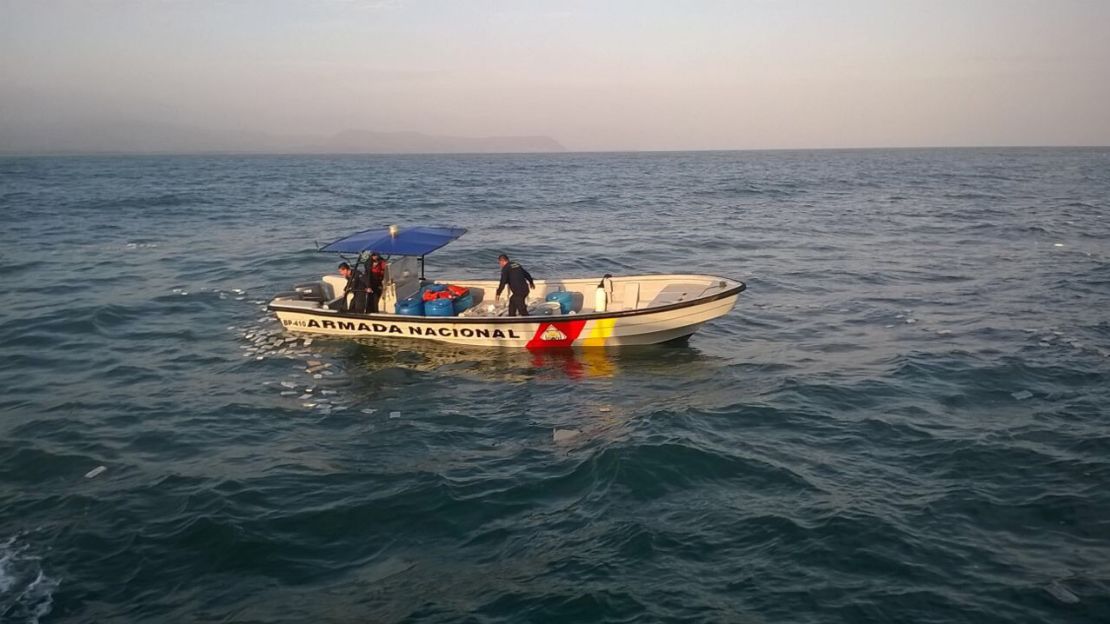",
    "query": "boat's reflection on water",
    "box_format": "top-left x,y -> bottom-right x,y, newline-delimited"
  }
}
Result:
332,339 -> 734,452
340,337 -> 723,383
